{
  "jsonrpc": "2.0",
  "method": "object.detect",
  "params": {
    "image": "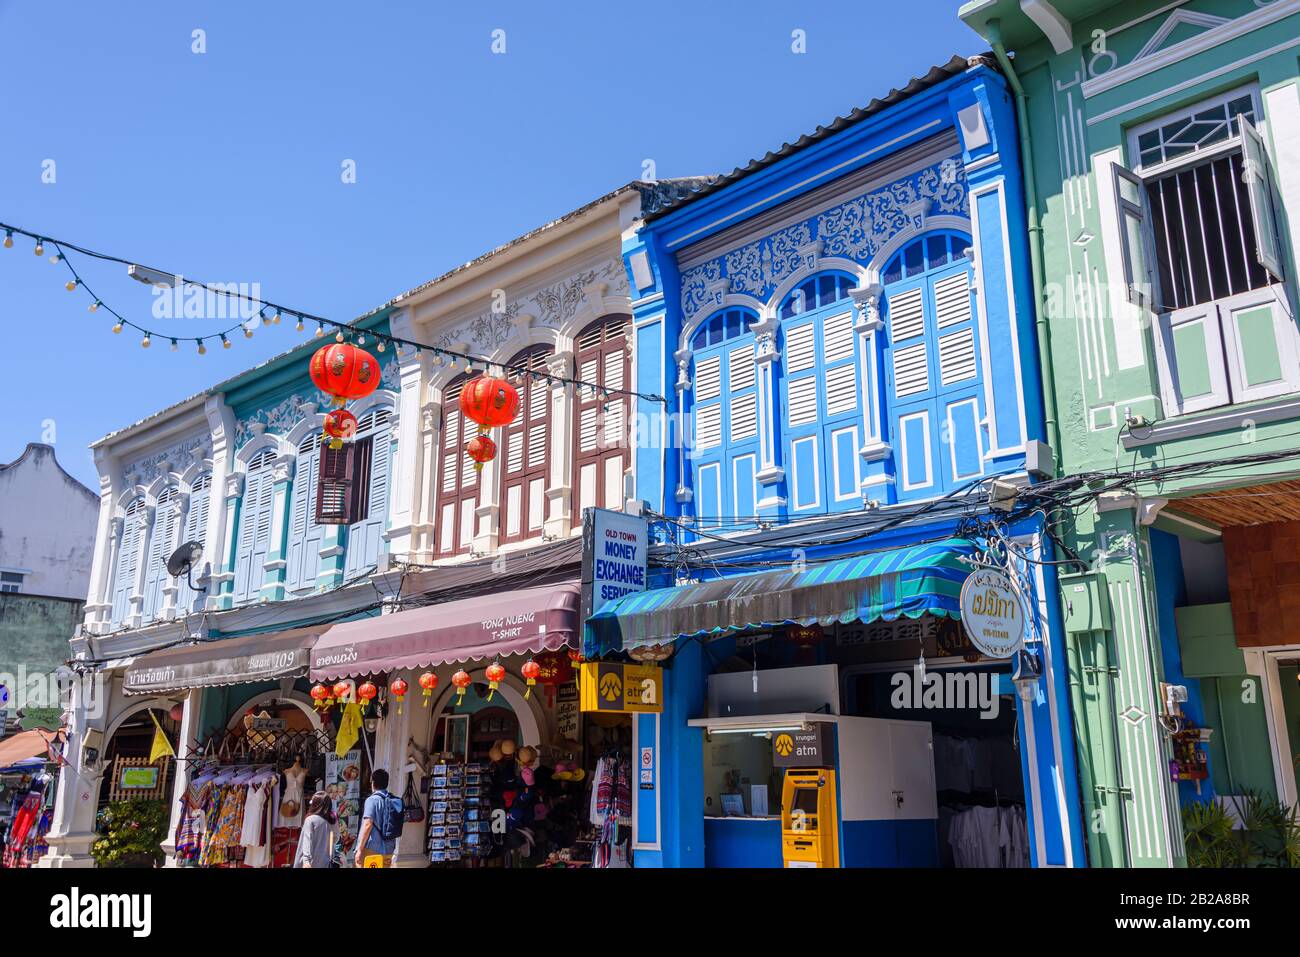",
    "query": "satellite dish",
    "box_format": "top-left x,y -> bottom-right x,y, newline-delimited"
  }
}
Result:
167,541 -> 206,590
